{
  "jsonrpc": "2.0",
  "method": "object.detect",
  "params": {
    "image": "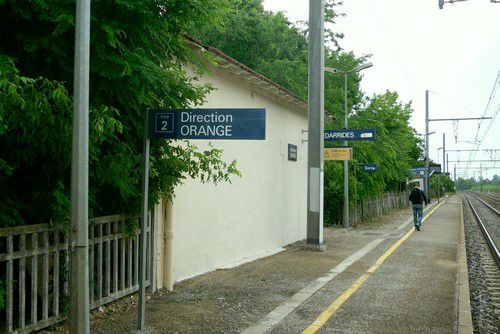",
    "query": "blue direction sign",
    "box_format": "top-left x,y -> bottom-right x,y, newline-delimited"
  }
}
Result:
148,108 -> 266,140
411,167 -> 427,177
362,164 -> 377,172
324,128 -> 376,141
429,164 -> 441,174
